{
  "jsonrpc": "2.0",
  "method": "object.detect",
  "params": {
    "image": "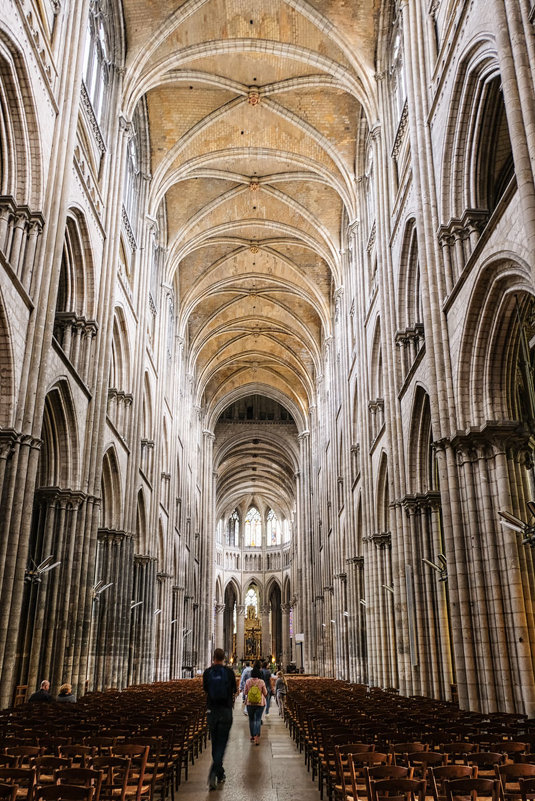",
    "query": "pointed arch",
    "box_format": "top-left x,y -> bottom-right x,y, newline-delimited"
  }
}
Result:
0,30 -> 42,207
224,576 -> 241,606
441,39 -> 514,225
0,289 -> 14,428
369,316 -> 383,399
136,488 -> 148,552
407,386 -> 435,495
55,211 -> 96,320
39,381 -> 79,489
376,451 -> 390,534
457,256 -> 534,428
398,219 -> 423,330
110,306 -> 131,392
101,445 -> 122,530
